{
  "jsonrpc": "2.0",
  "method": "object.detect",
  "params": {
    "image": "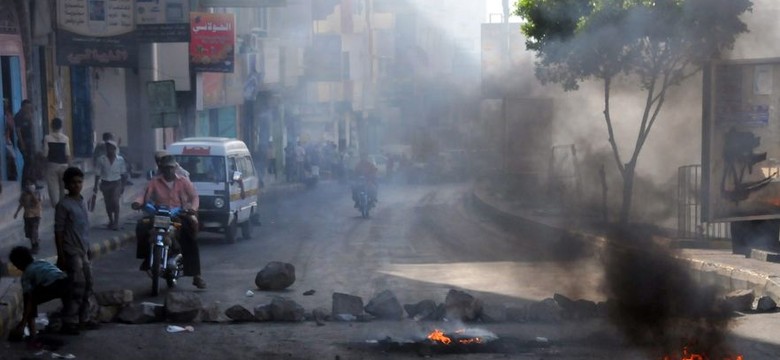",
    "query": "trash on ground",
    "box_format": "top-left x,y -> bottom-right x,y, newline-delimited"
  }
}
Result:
303,289 -> 315,296
245,290 -> 254,297
50,352 -> 76,359
166,325 -> 195,333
